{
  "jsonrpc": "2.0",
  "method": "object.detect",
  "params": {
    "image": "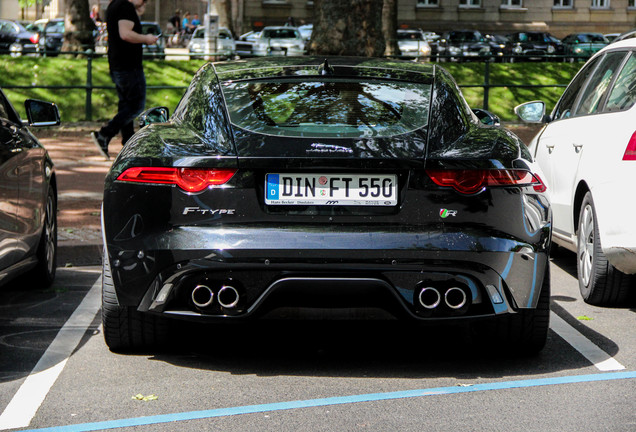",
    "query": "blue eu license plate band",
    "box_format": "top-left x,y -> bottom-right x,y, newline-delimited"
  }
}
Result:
265,173 -> 398,206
